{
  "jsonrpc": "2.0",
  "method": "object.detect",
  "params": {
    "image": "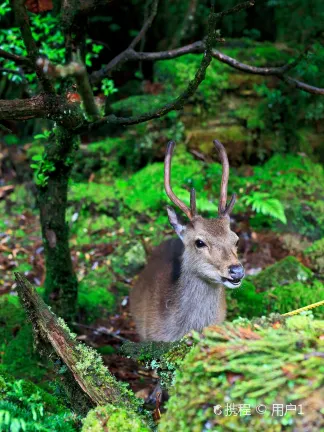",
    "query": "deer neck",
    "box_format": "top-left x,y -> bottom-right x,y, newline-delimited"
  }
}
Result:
171,251 -> 226,337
